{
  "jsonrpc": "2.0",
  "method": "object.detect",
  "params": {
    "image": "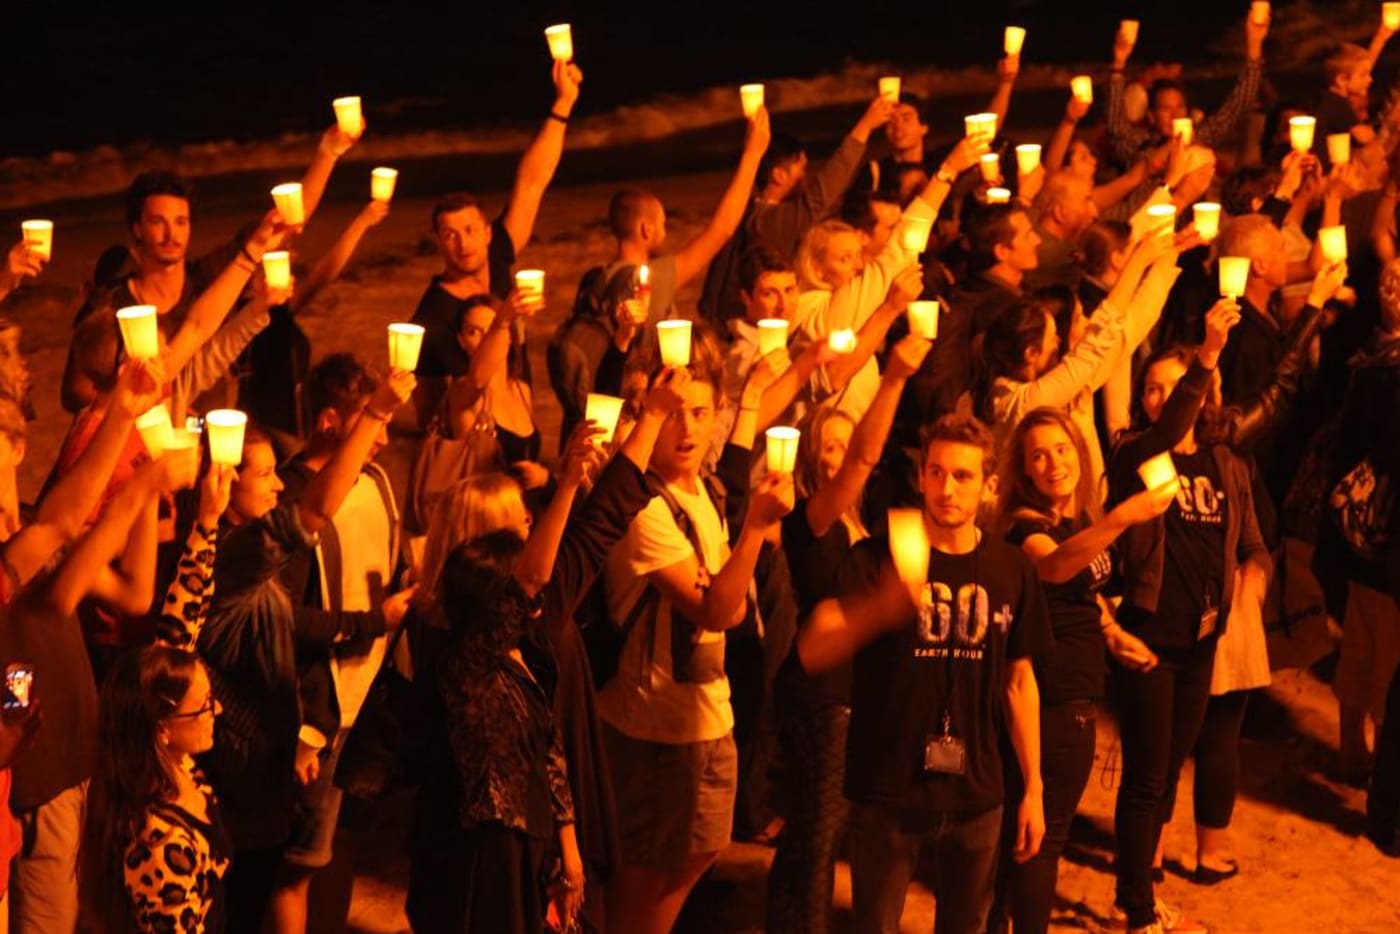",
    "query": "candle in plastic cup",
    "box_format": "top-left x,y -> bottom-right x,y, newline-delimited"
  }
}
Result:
1137,451 -> 1179,492
135,405 -> 176,459
1193,203 -> 1222,243
271,183 -> 305,226
205,410 -> 248,467
1387,2 -> 1400,31
116,305 -> 160,360
828,329 -> 857,354
1326,133 -> 1351,166
388,323 -> 426,371
1250,1 -> 1270,25
332,96 -> 363,136
1119,19 -> 1140,44
901,215 -> 933,254
1004,25 -> 1026,56
20,220 -> 53,261
986,187 -> 1012,204
757,319 -> 788,356
907,300 -> 939,340
1071,75 -> 1094,105
638,264 -> 650,288
1146,203 -> 1177,234
1219,256 -> 1250,298
1172,118 -> 1194,146
765,427 -> 800,475
261,251 -> 291,290
1318,225 -> 1348,263
370,167 -> 398,202
1289,116 -> 1316,153
1014,144 -> 1041,177
657,320 -> 693,366
979,153 -> 1001,183
298,724 -> 328,756
163,432 -> 202,490
878,76 -> 901,102
740,84 -> 765,118
585,393 -> 625,445
544,23 -> 573,61
888,508 -> 931,586
514,269 -> 545,303
964,112 -> 997,141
